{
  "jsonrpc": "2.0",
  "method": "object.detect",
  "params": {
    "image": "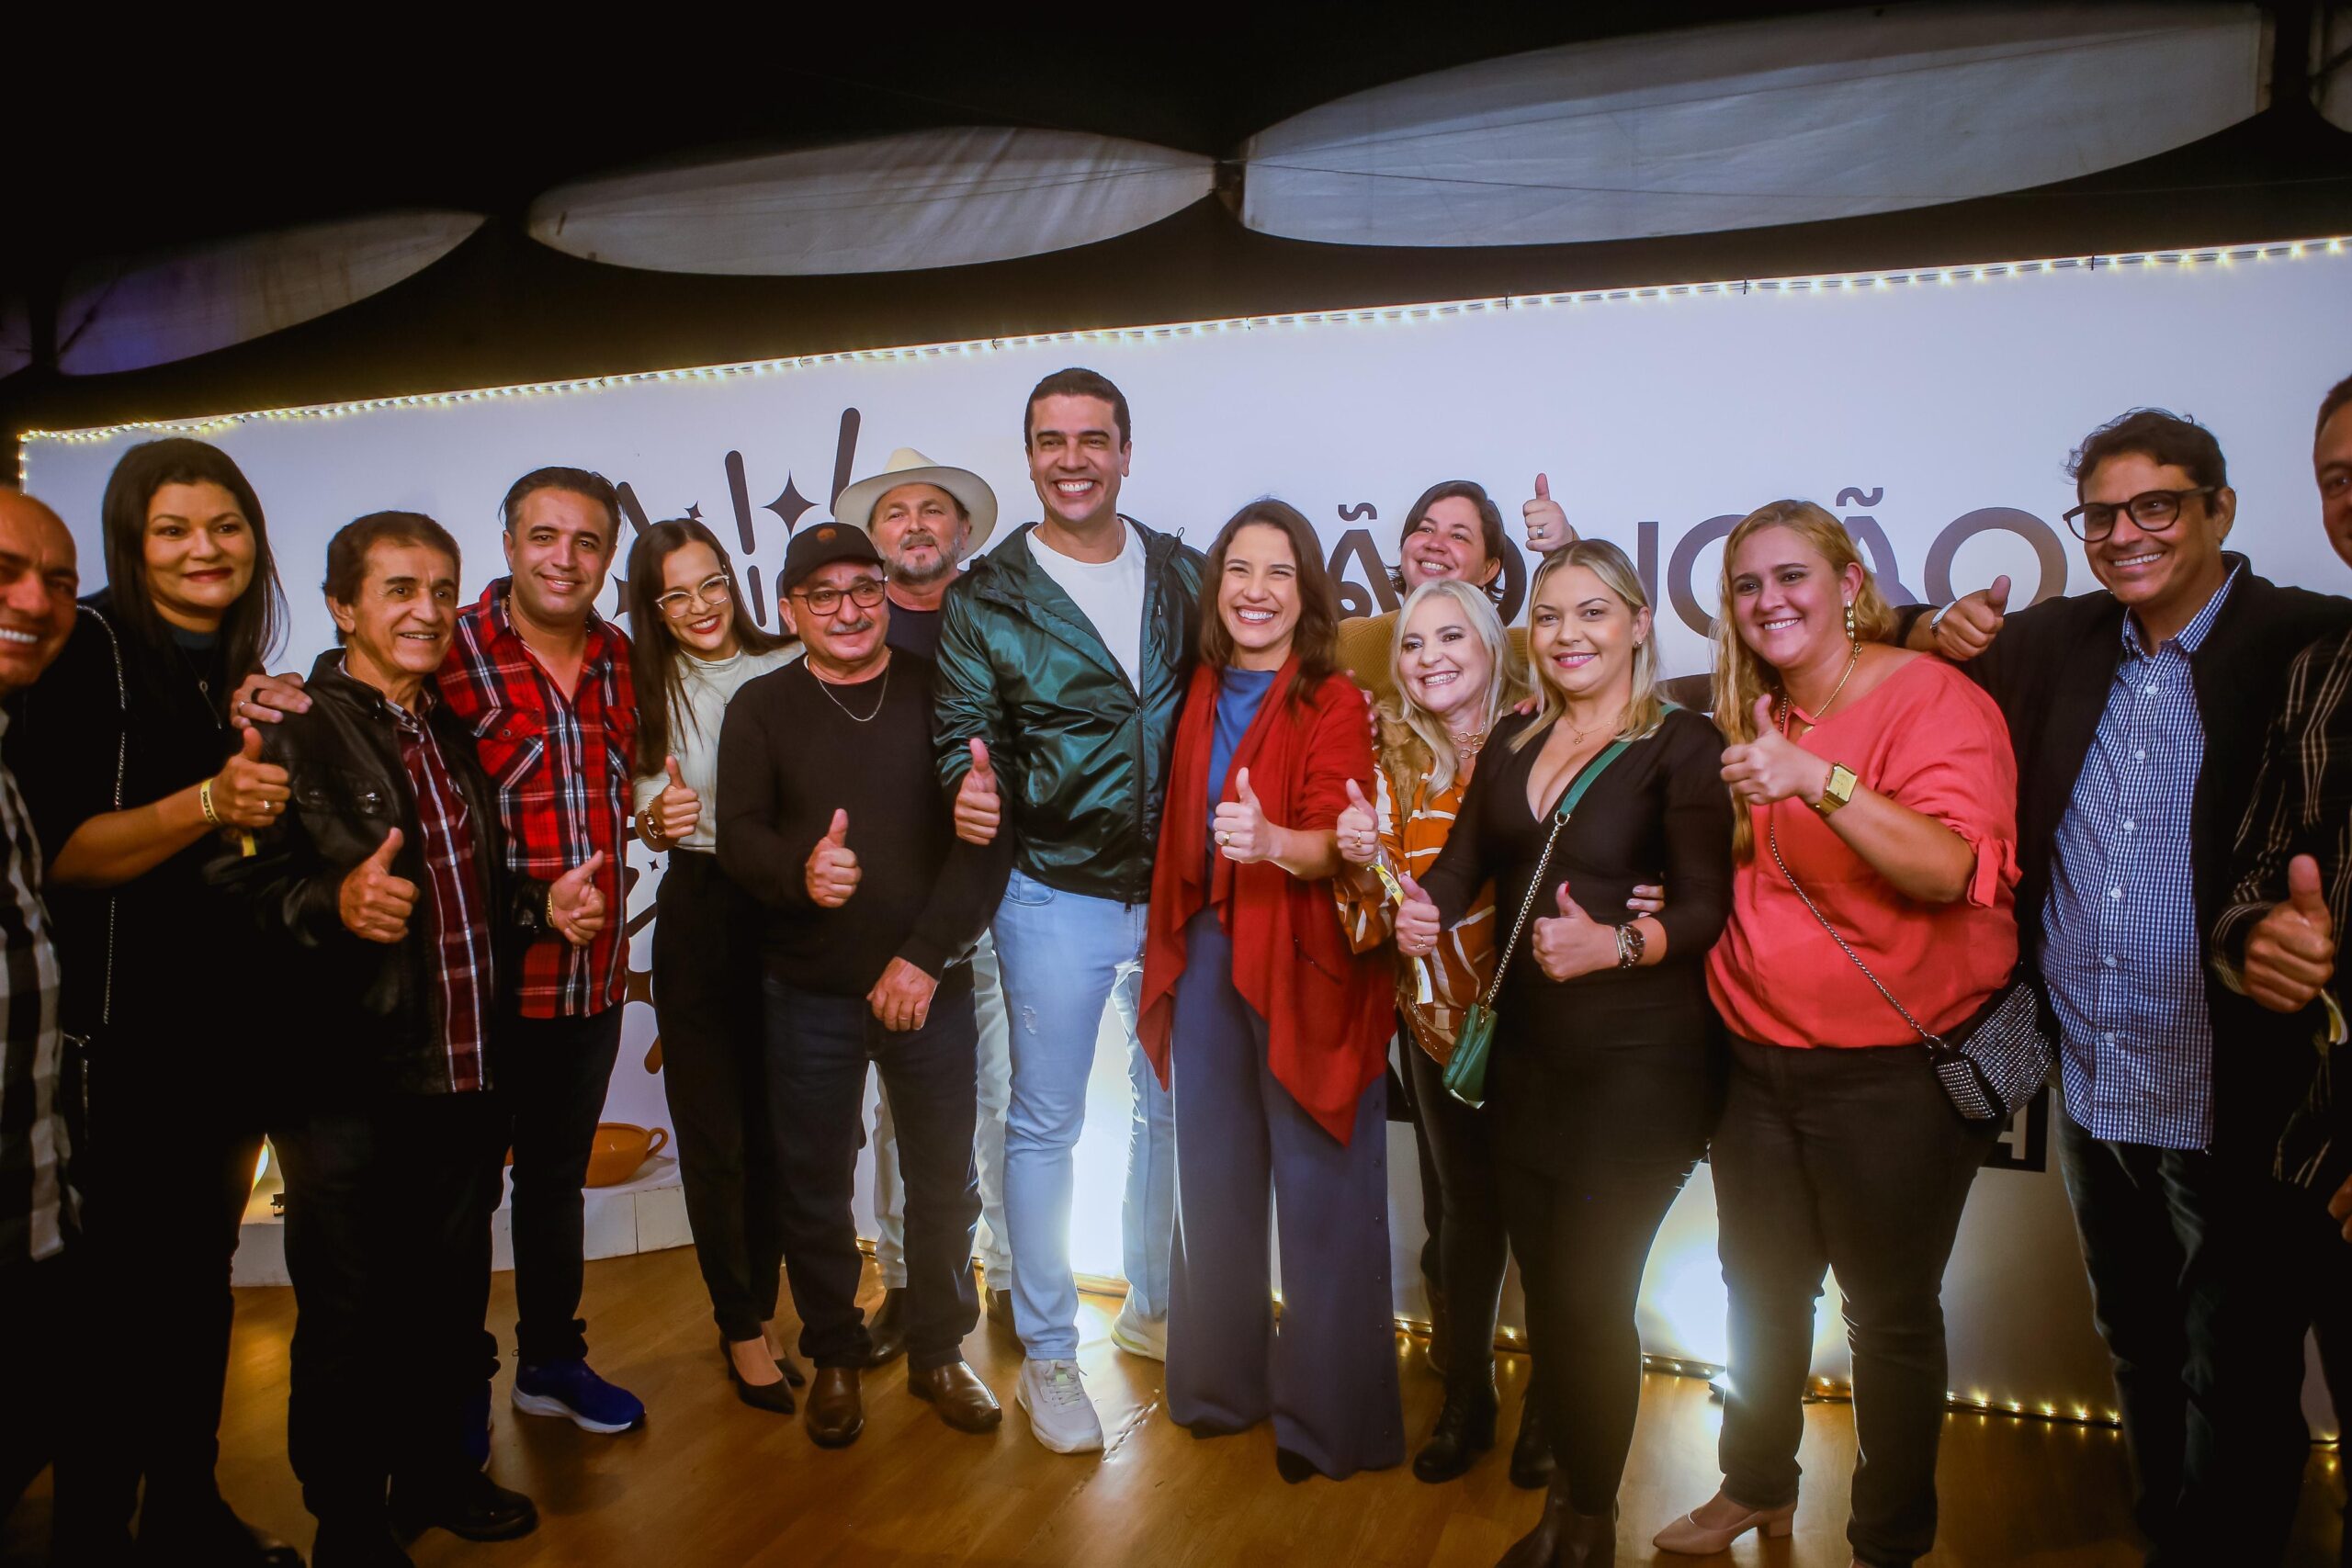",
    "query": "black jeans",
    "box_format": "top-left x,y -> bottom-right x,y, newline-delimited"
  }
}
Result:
1402,1043 -> 1509,1382
1713,1038 -> 1995,1568
2057,1109 -> 2315,1566
499,1006 -> 625,1366
51,1062 -> 264,1550
653,852 -> 783,1342
2,1248 -> 75,1537
762,972 -> 979,1371
274,1091 -> 506,1525
1390,1023 -> 1447,1298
